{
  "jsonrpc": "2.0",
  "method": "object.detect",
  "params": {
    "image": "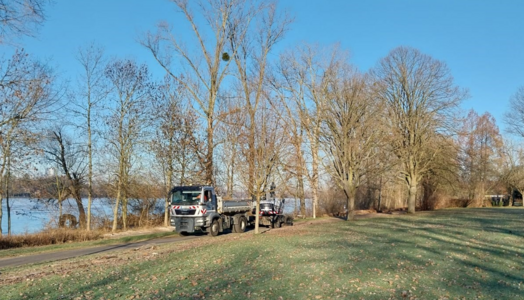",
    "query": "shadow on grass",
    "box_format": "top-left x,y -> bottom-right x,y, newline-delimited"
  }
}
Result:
10,208 -> 524,300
